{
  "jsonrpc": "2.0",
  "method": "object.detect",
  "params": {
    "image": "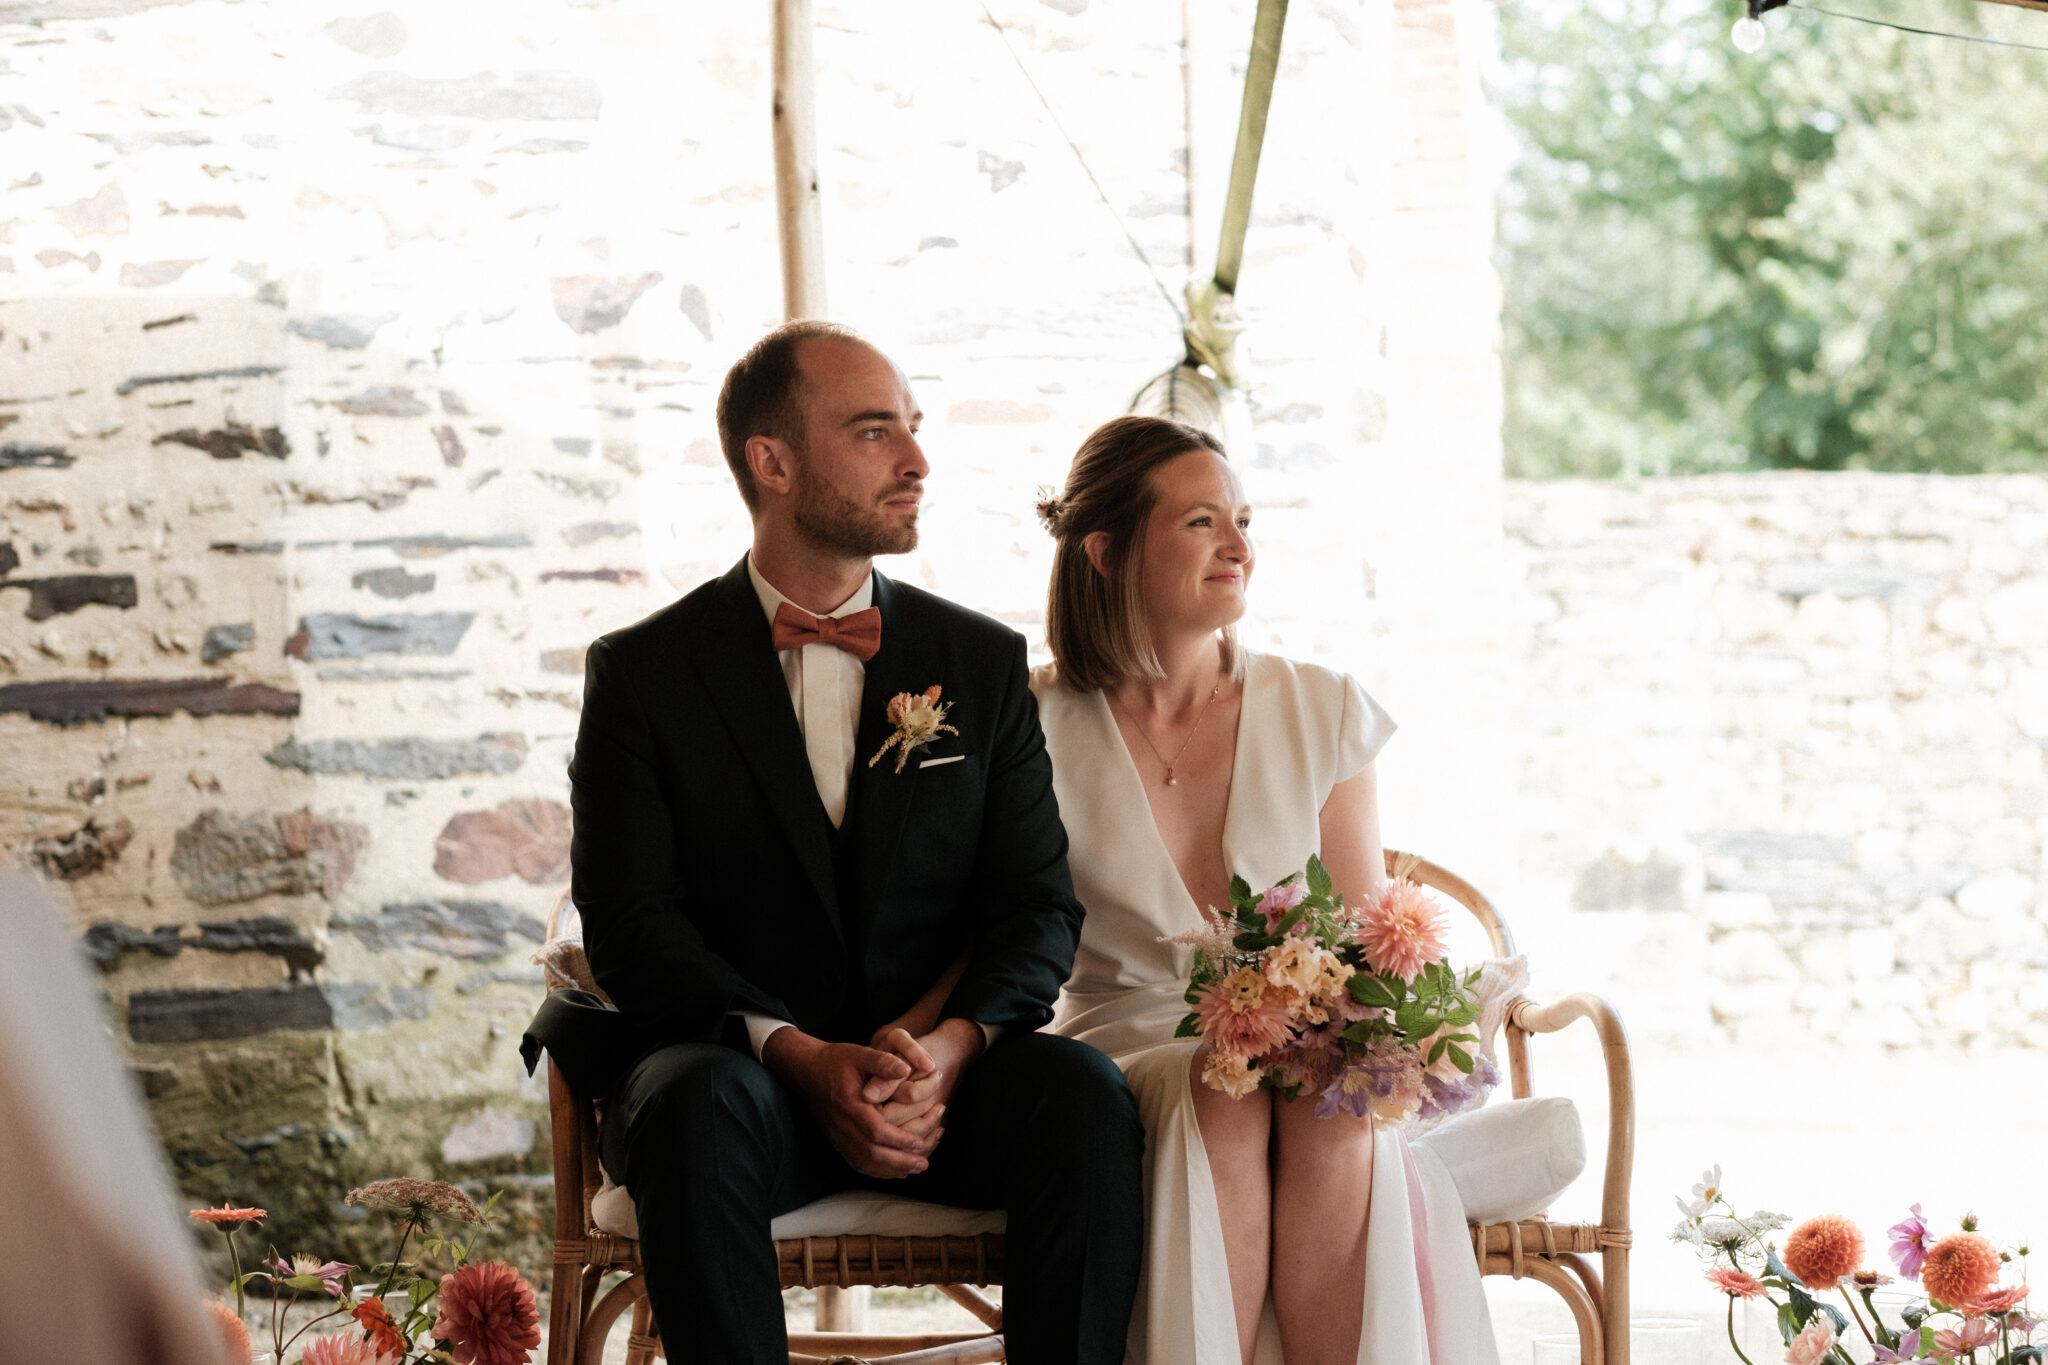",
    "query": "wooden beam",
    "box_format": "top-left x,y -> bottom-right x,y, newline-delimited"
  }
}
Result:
771,0 -> 827,320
